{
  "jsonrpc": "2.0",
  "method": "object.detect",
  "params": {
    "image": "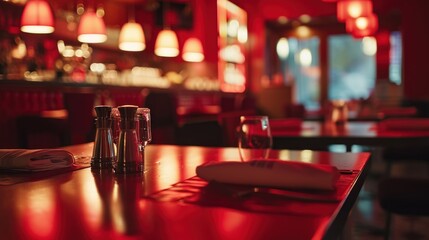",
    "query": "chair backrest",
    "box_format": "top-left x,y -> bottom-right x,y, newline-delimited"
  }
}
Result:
377,106 -> 418,119
379,117 -> 429,131
217,110 -> 257,147
64,93 -> 96,144
143,91 -> 178,144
